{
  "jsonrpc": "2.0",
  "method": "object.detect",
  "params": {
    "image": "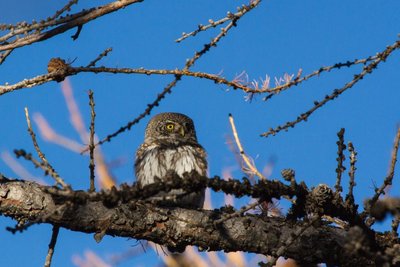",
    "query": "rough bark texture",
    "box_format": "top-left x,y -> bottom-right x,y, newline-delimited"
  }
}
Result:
0,175 -> 397,266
